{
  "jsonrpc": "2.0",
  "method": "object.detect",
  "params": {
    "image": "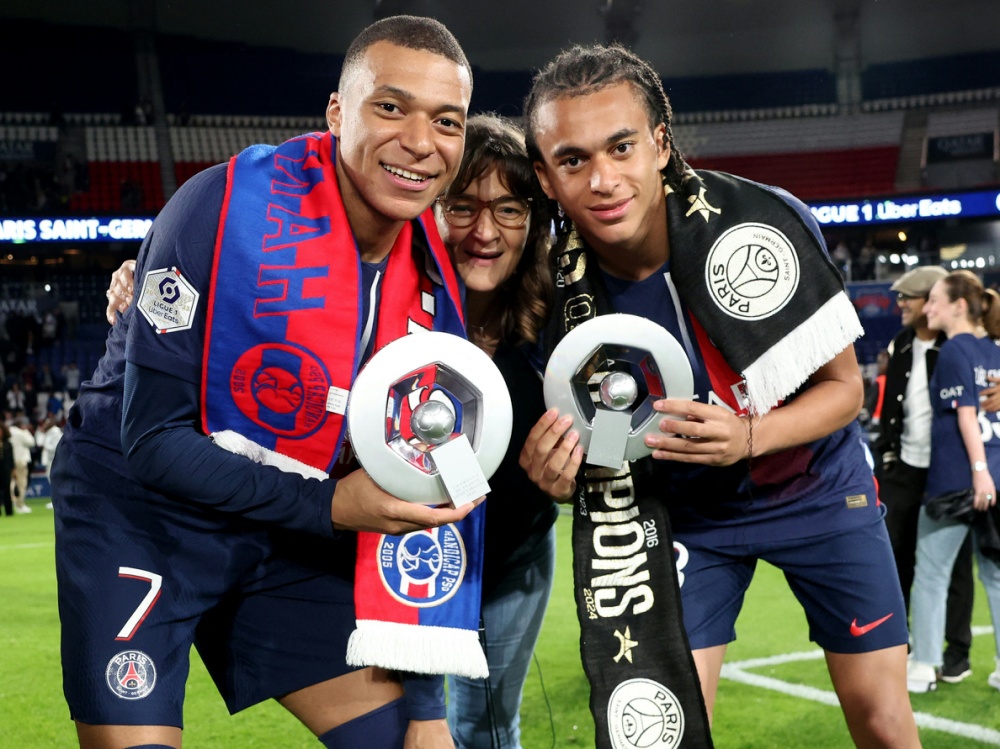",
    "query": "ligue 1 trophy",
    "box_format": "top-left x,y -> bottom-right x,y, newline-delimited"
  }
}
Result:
347,331 -> 513,506
544,314 -> 694,470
